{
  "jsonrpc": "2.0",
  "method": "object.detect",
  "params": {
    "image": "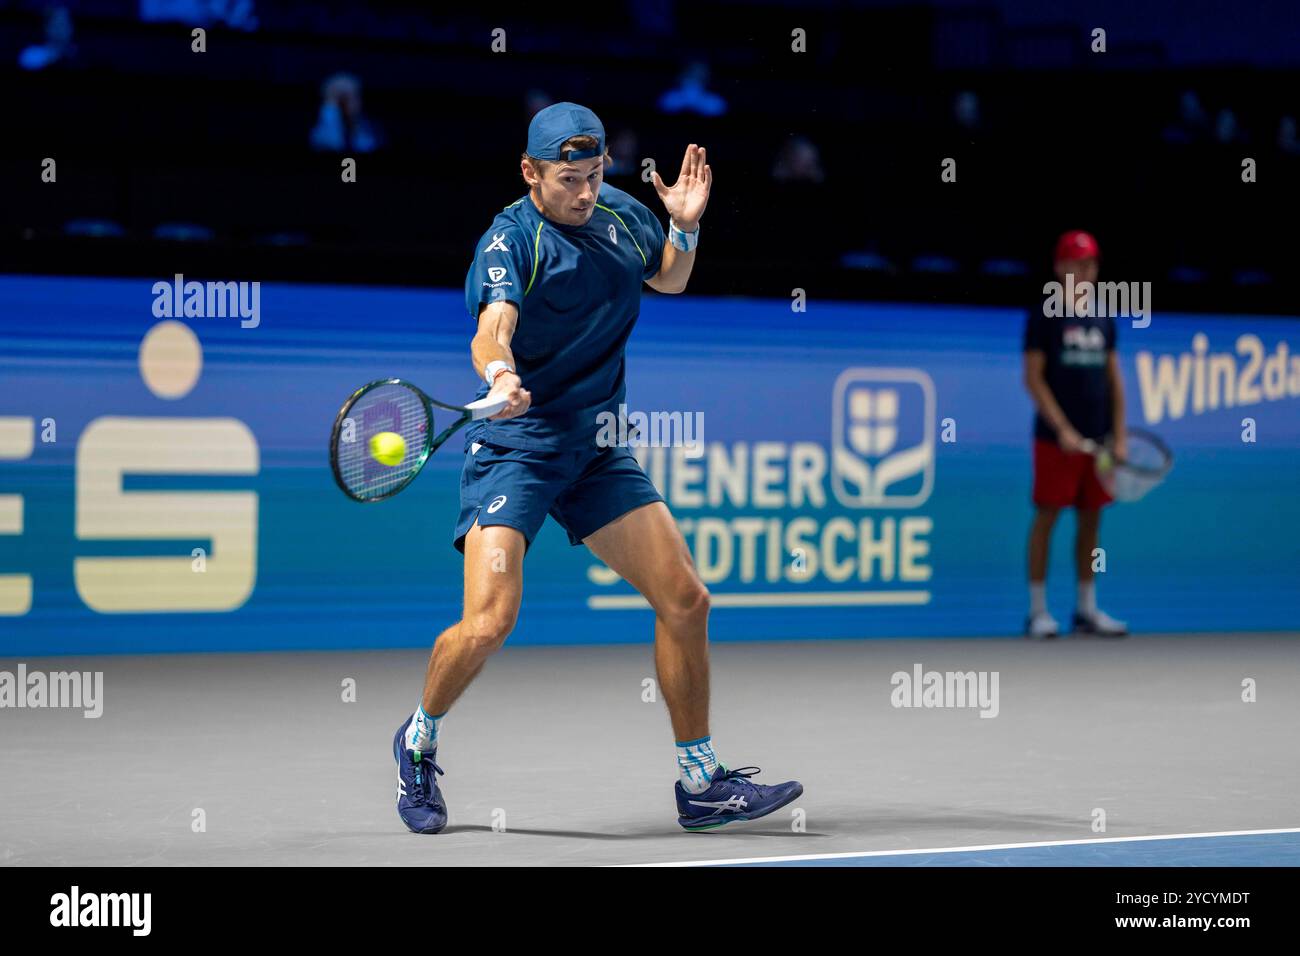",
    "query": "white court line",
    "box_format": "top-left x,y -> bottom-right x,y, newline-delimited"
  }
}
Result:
589,590 -> 931,609
621,826 -> 1300,867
